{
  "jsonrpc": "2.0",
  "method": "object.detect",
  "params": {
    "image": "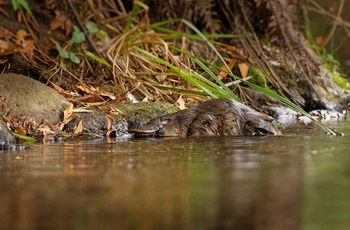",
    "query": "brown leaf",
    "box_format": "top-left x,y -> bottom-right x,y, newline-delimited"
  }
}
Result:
15,127 -> 26,136
238,63 -> 249,79
74,120 -> 83,135
218,59 -> 236,80
75,83 -> 94,94
55,114 -> 80,131
86,101 -> 107,106
105,114 -> 114,137
16,30 -> 27,45
96,87 -> 116,100
63,103 -> 74,121
19,39 -> 35,53
50,81 -> 65,93
177,96 -> 186,110
65,20 -> 73,35
0,39 -> 15,56
50,18 -> 65,31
